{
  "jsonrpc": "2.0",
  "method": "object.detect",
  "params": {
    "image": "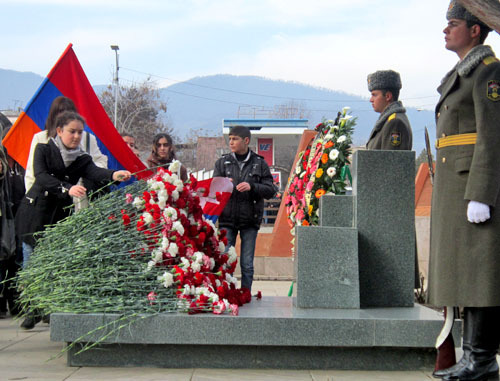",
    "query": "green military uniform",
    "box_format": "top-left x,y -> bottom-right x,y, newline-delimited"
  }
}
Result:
366,103 -> 413,150
428,45 -> 500,308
